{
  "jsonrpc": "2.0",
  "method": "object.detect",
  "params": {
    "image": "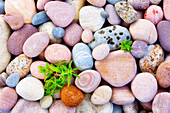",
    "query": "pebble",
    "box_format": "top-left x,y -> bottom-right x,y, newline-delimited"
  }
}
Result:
88,25 -> 131,50
11,99 -> 48,113
87,0 -> 106,7
63,23 -> 83,46
38,50 -> 46,61
95,50 -> 137,87
37,0 -> 52,11
127,0 -> 150,10
131,41 -> 148,58
40,96 -> 53,109
163,0 -> 170,21
152,92 -> 170,113
113,104 -> 123,113
45,44 -> 71,65
5,0 -> 37,23
54,91 -> 61,99
100,11 -> 109,18
129,19 -> 157,44
140,101 -> 152,111
16,77 -> 44,101
0,87 -> 18,111
0,0 -> 4,14
107,0 -> 125,5
131,72 -> 158,102
6,54 -> 32,78
165,53 -> 170,61
6,73 -> 20,87
44,1 -> 75,27
49,100 -> 76,113
123,101 -> 138,113
111,86 -> 135,105
105,4 -> 121,25
115,1 -> 138,24
92,44 -> 110,60
72,43 -> 93,71
150,0 -> 161,5
32,11 -> 50,25
81,29 -> 93,43
0,72 -> 8,87
75,70 -> 101,93
52,27 -> 65,39
26,73 -> 33,77
8,24 -> 38,56
144,5 -> 163,25
91,85 -> 112,105
156,61 -> 170,88
4,12 -> 24,30
79,6 -> 105,32
157,21 -> 170,52
139,44 -> 164,73
0,110 -> 10,113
